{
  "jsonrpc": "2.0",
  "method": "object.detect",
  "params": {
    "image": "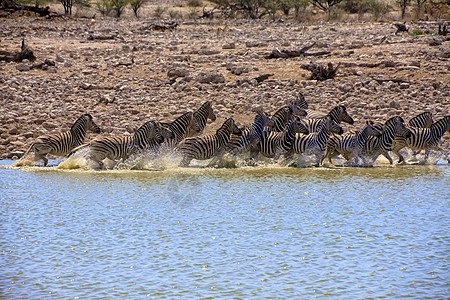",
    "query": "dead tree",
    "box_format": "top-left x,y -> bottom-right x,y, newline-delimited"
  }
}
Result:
0,0 -> 50,16
266,43 -> 316,59
0,39 -> 36,62
438,23 -> 448,36
301,62 -> 339,81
